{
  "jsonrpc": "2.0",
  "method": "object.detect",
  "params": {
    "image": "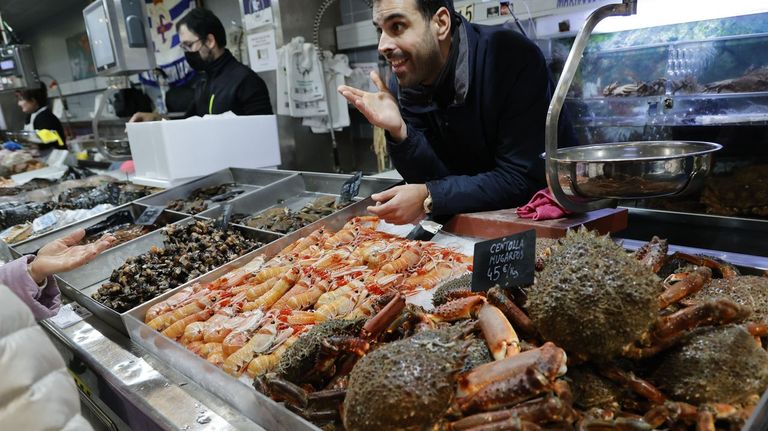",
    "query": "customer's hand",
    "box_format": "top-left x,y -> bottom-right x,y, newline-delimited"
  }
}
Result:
338,71 -> 407,142
129,112 -> 162,123
368,184 -> 429,225
28,229 -> 116,284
